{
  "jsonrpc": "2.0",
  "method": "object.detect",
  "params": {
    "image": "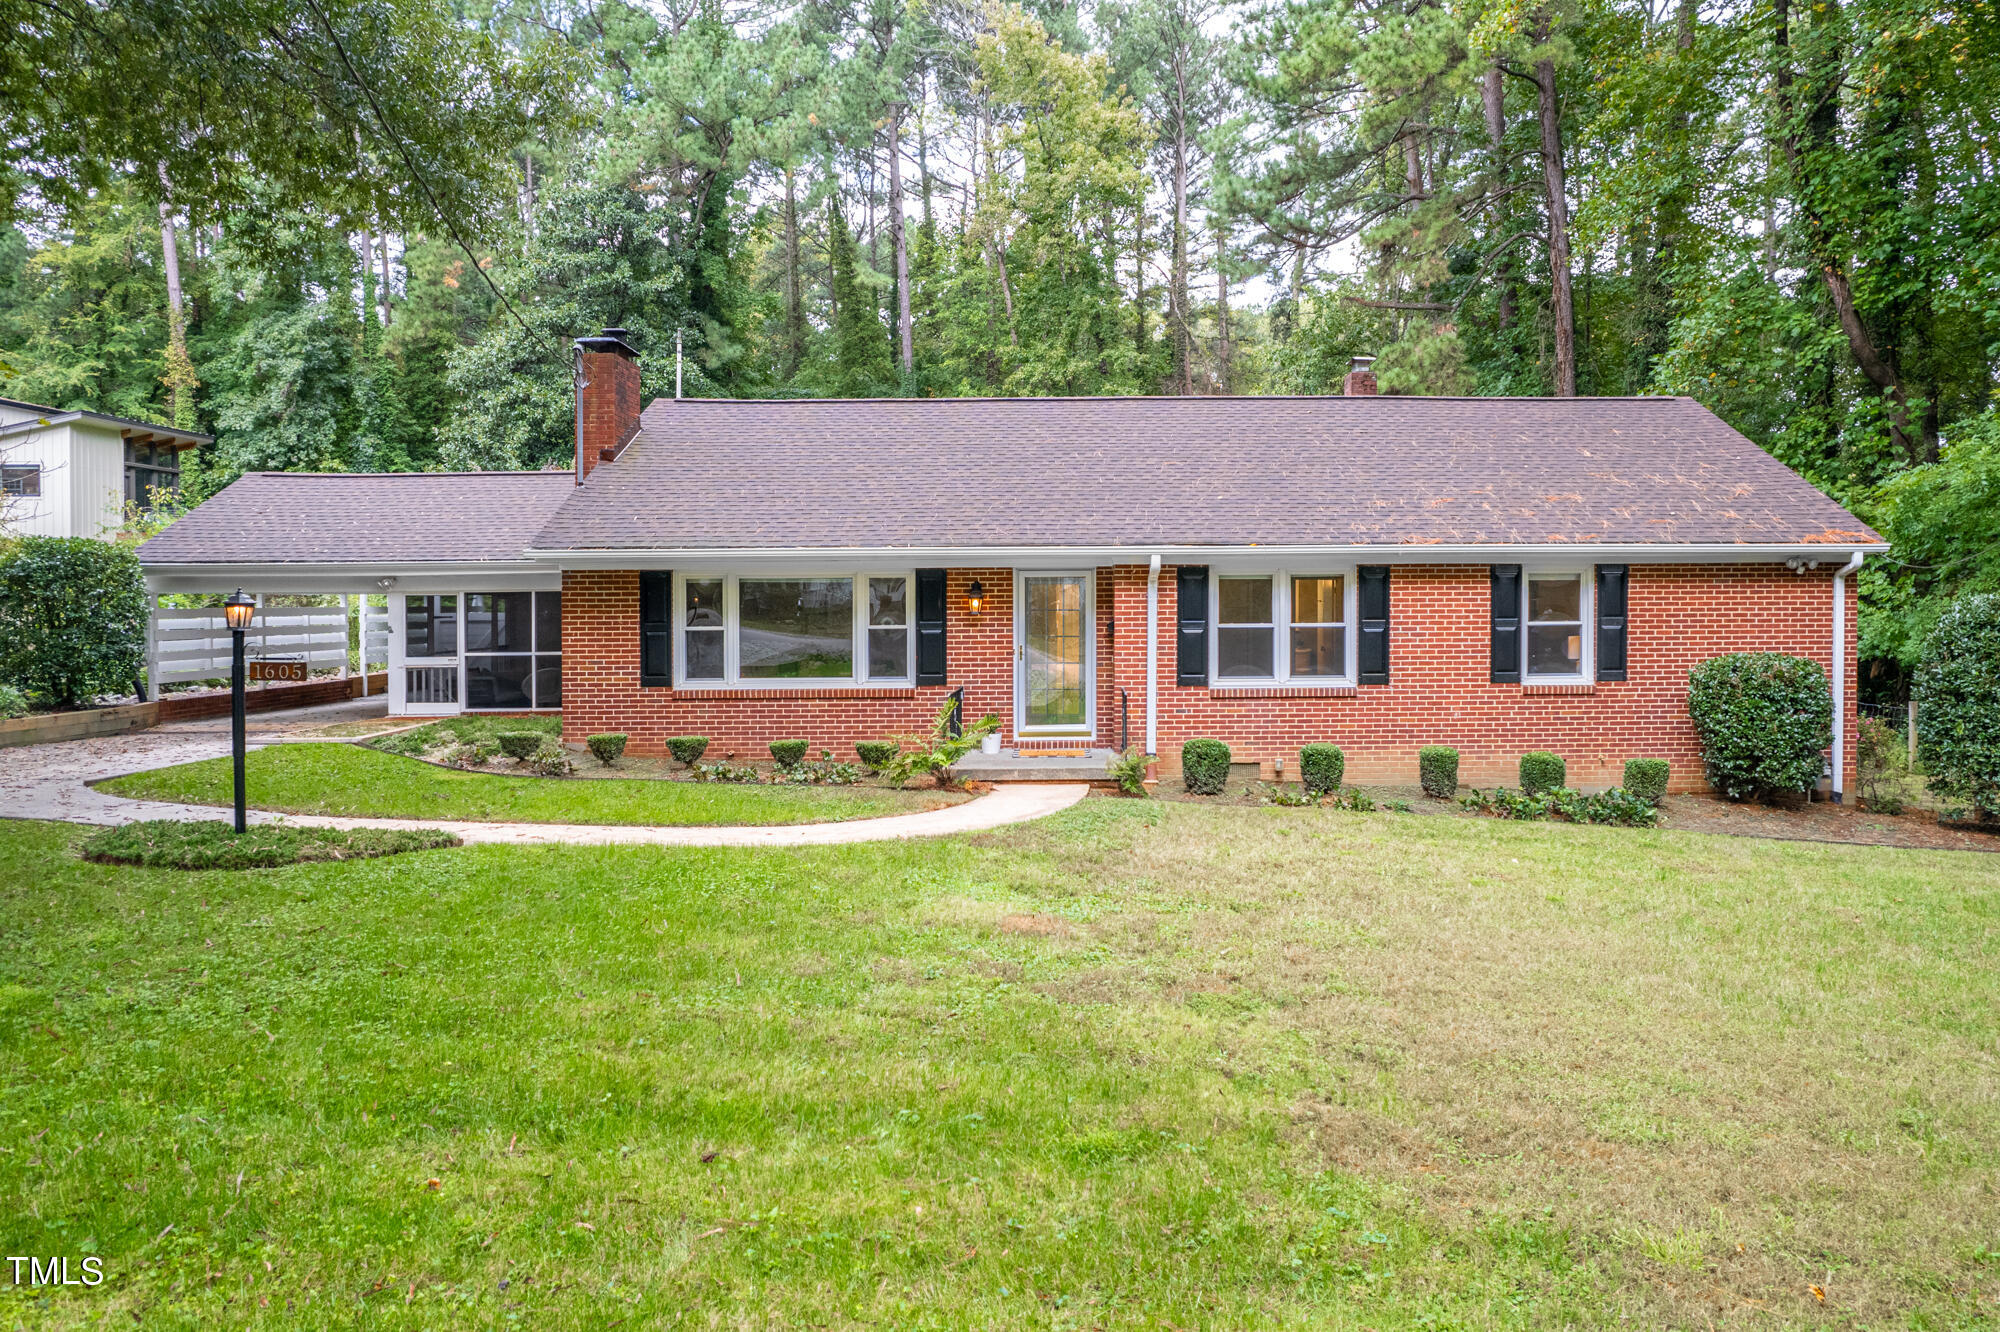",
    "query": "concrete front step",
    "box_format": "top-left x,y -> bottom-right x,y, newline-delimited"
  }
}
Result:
952,747 -> 1117,783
